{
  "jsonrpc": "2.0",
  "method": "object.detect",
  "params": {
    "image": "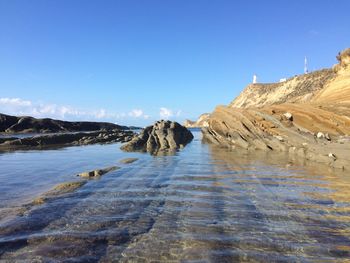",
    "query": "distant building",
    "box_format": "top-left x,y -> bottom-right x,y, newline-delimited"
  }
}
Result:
279,78 -> 287,82
253,74 -> 257,84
